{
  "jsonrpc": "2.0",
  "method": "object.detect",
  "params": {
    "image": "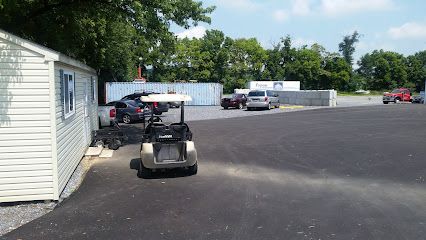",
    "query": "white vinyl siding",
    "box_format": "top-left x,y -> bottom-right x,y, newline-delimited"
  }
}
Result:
55,63 -> 98,193
0,38 -> 54,202
0,30 -> 98,203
